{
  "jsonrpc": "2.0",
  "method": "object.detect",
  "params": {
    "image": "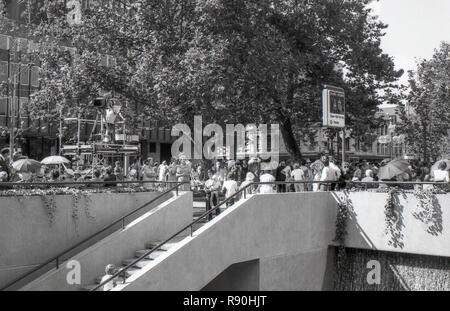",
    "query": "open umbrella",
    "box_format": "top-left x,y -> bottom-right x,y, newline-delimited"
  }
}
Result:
41,155 -> 71,165
430,159 -> 450,174
11,158 -> 42,173
378,159 -> 410,180
380,158 -> 391,166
